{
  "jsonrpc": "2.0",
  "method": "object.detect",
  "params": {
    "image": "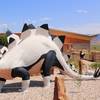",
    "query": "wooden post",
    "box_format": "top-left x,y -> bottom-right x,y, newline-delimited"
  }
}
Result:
53,76 -> 69,100
79,60 -> 82,74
